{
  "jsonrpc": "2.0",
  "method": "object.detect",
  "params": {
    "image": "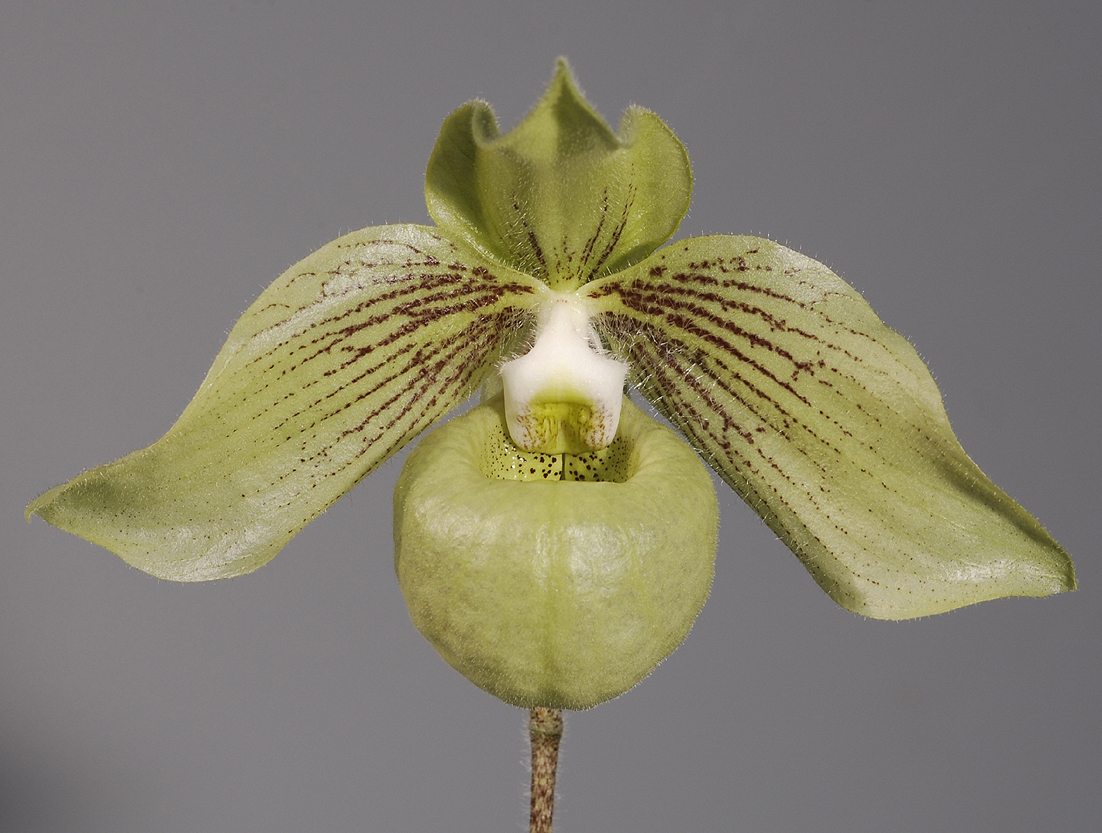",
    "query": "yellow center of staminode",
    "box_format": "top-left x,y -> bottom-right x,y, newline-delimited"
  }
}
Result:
476,395 -> 634,483
501,297 -> 627,455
